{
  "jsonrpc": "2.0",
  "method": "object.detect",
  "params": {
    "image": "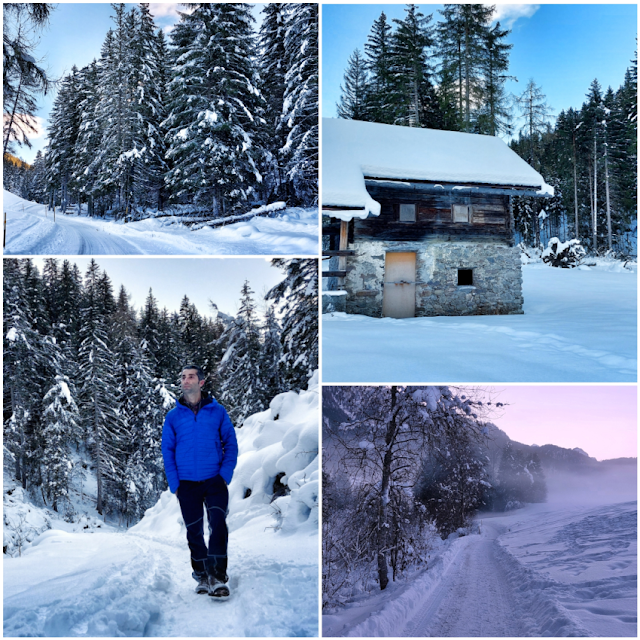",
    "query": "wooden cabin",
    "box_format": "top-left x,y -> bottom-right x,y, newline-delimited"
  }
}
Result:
322,119 -> 553,318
